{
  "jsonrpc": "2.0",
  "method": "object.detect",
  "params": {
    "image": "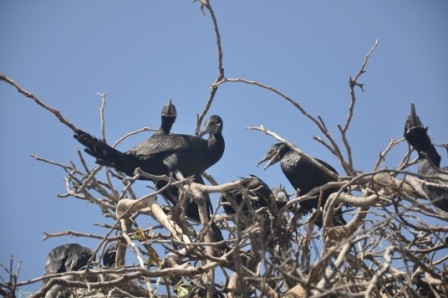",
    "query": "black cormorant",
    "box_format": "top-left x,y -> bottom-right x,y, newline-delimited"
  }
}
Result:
45,243 -> 93,275
150,101 -> 223,242
221,175 -> 287,217
257,143 -> 346,227
45,243 -> 118,275
101,242 -> 118,268
74,114 -> 224,179
404,103 -> 448,212
157,173 -> 224,243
